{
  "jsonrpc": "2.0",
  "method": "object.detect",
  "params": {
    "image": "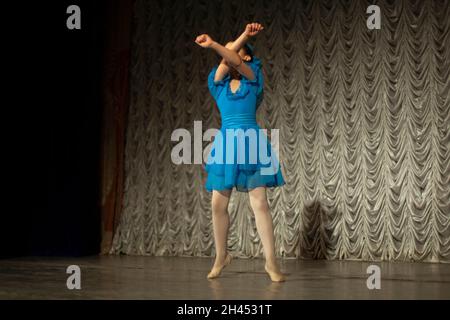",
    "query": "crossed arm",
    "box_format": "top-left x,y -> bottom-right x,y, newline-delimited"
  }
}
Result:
214,31 -> 254,81
212,42 -> 253,81
195,23 -> 264,82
